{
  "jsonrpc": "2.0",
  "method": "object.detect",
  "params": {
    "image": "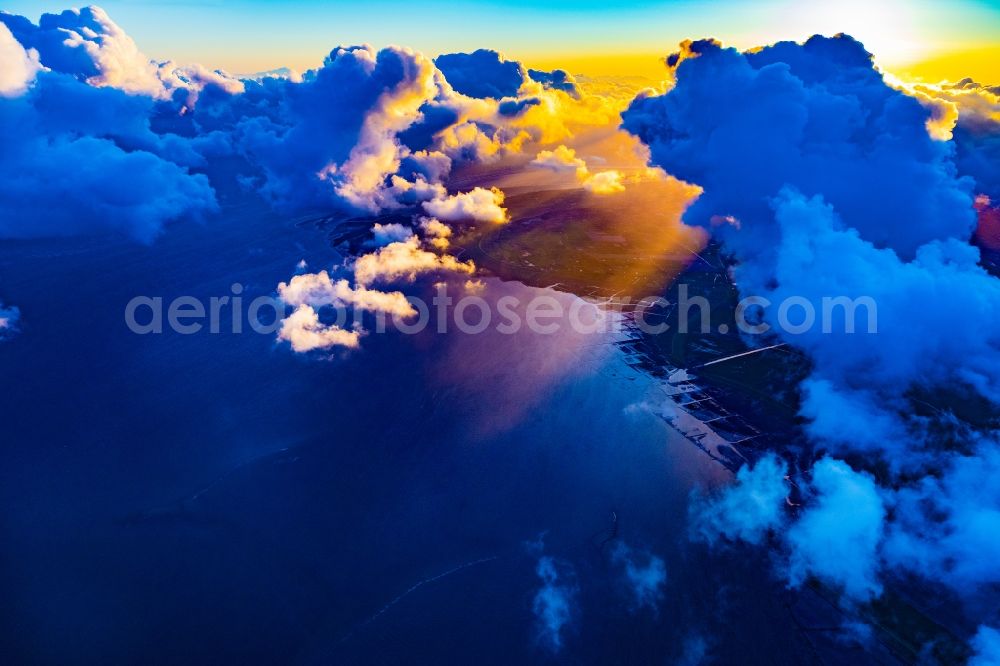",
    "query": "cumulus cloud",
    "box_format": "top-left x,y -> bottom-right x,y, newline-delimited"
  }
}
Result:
610,542 -> 667,613
528,68 -> 580,98
696,442 -> 1000,647
370,222 -> 415,246
422,187 -> 508,224
278,304 -> 361,352
634,36 -> 1000,636
353,236 -> 475,286
0,4 -> 635,243
0,8 -> 221,241
884,439 -> 1000,593
277,269 -> 416,318
691,453 -> 788,545
328,47 -> 443,211
1,6 -> 245,116
274,224 -> 474,351
223,42 -> 611,215
418,216 -> 452,249
158,61 -> 245,109
273,184 -> 485,352
928,80 -> 1000,199
0,23 -> 41,97
241,66 -> 303,83
275,253 -> 440,353
625,35 -> 1000,465
693,456 -> 885,602
435,49 -> 526,99
785,459 -> 885,602
0,6 -> 167,97
229,44 -> 444,212
0,70 -> 217,241
760,191 -> 1000,460
623,35 -> 976,260
434,120 -> 503,162
435,50 -> 581,102
420,217 -> 453,238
